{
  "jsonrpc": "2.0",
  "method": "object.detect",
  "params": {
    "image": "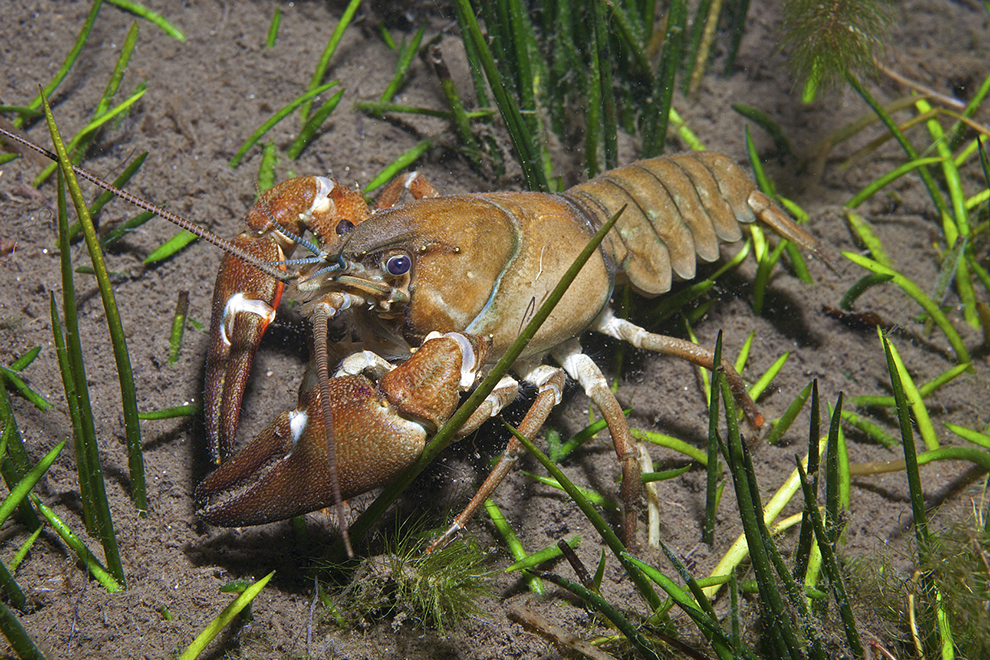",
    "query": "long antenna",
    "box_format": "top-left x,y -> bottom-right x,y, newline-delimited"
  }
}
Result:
0,126 -> 291,283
